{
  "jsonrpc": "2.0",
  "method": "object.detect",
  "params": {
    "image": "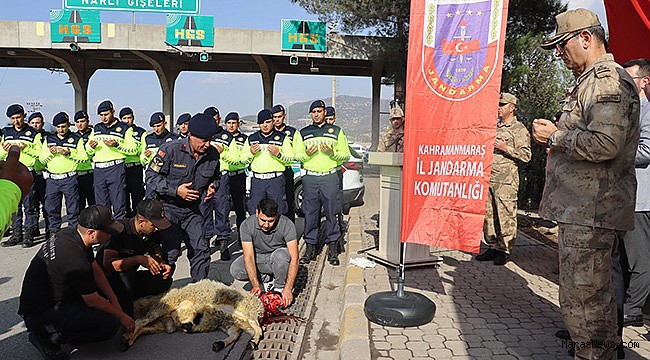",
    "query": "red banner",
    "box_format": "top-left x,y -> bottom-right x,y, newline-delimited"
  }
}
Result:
401,0 -> 509,253
604,0 -> 650,64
